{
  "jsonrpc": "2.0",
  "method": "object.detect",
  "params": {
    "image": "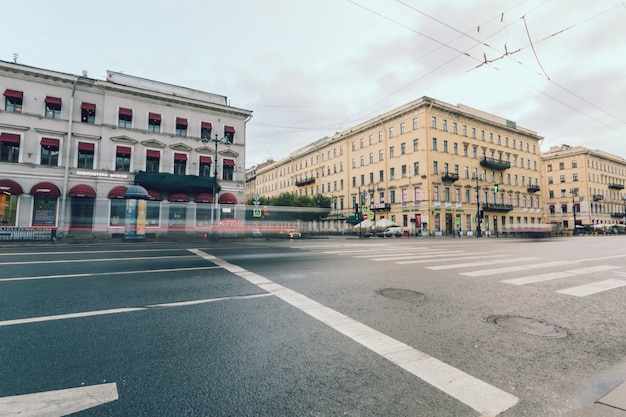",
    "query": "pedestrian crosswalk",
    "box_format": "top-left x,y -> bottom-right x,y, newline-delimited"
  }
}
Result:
294,242 -> 626,298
